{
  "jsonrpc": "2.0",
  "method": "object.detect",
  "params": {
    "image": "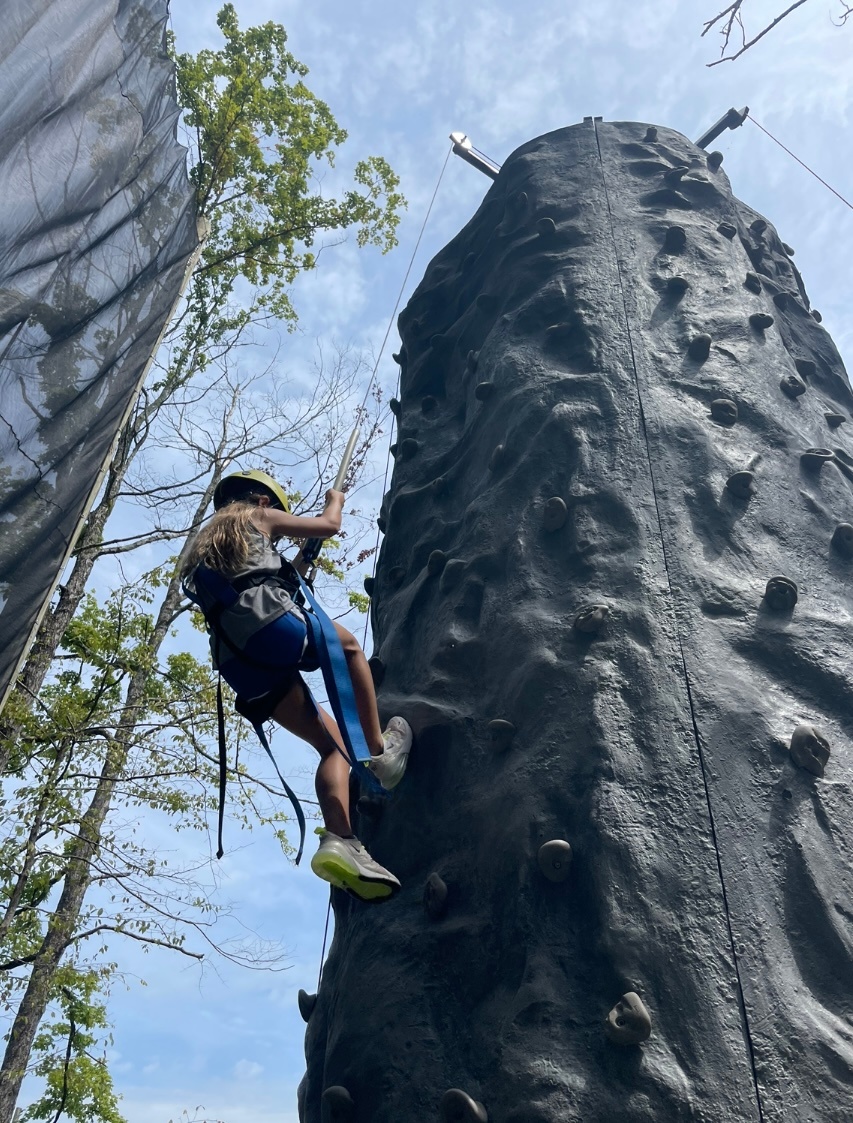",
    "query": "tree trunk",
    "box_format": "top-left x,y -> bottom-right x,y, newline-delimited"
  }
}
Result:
0,484 -> 213,1120
299,120 -> 853,1121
